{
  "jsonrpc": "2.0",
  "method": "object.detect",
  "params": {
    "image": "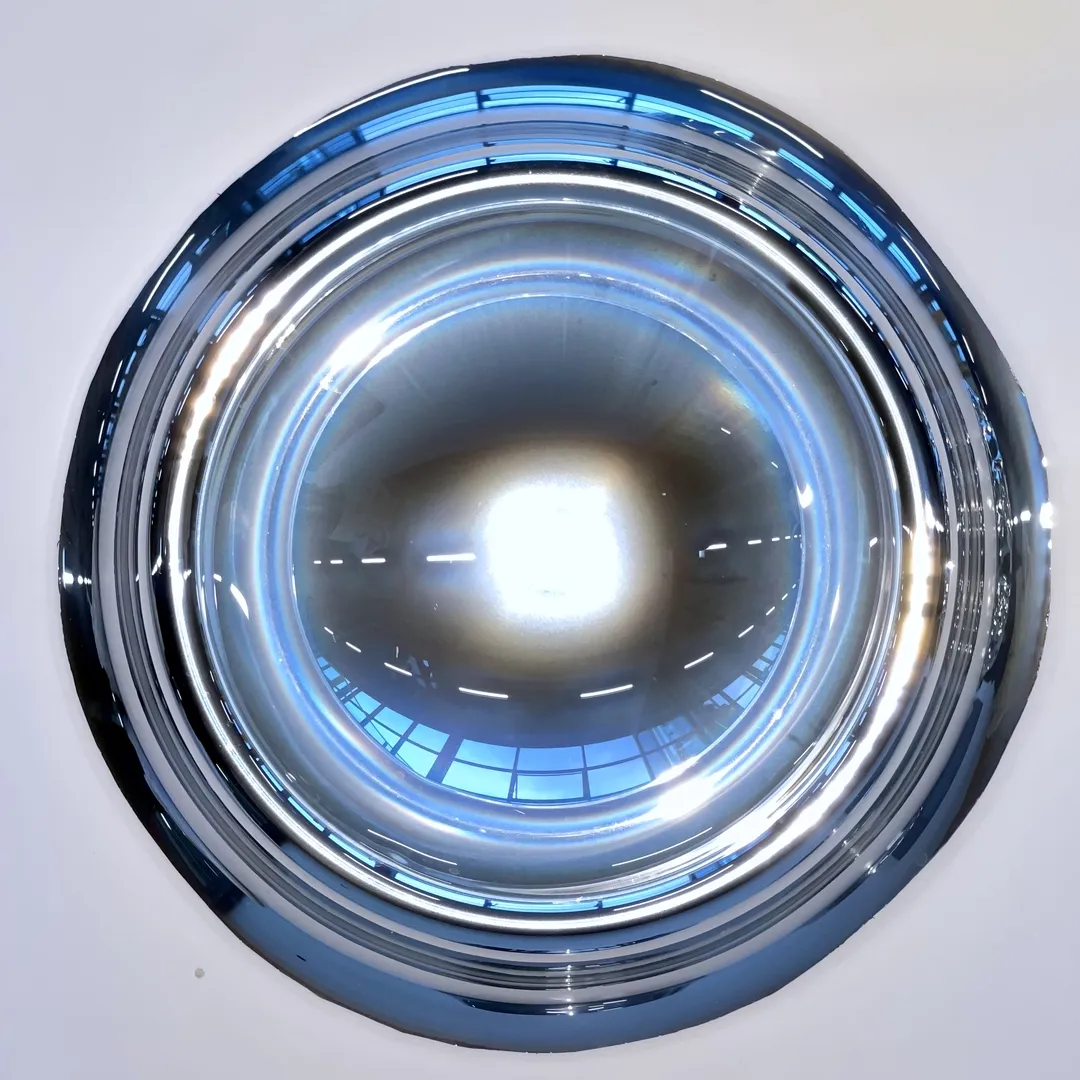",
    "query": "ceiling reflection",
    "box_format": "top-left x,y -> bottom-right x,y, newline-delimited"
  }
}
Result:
292,293 -> 801,804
